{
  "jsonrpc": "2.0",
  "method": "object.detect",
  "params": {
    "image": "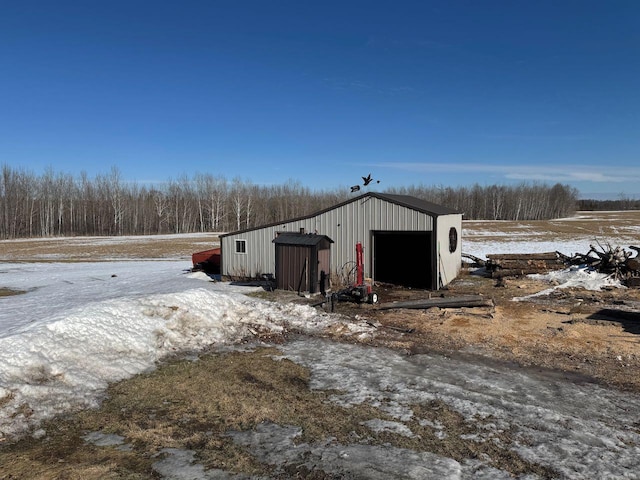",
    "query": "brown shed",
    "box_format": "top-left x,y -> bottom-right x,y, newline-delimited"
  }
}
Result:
273,232 -> 333,293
